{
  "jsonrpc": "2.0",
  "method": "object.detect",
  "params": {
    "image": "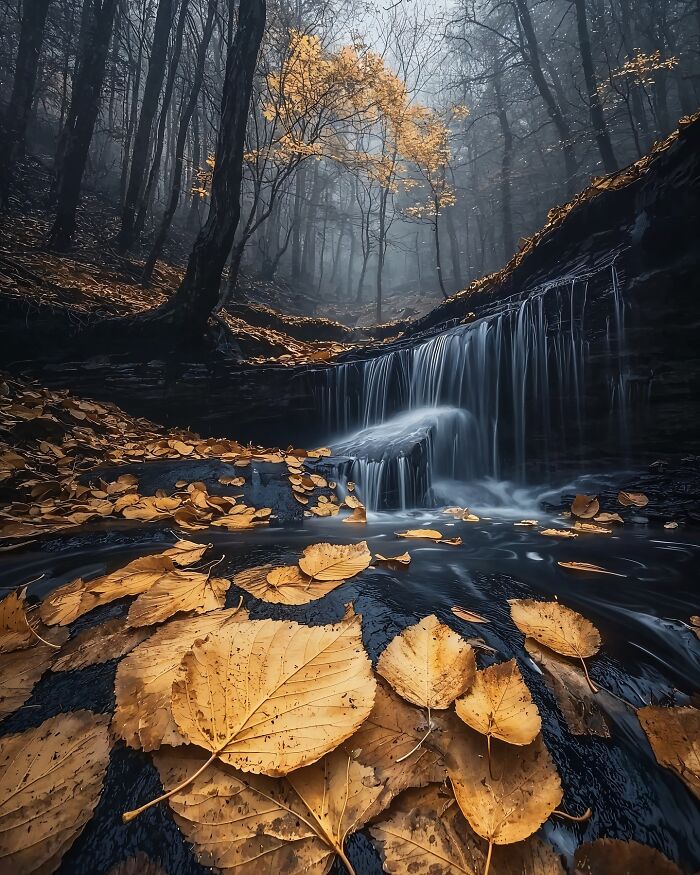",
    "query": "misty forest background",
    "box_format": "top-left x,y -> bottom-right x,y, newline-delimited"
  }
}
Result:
1,0 -> 699,327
